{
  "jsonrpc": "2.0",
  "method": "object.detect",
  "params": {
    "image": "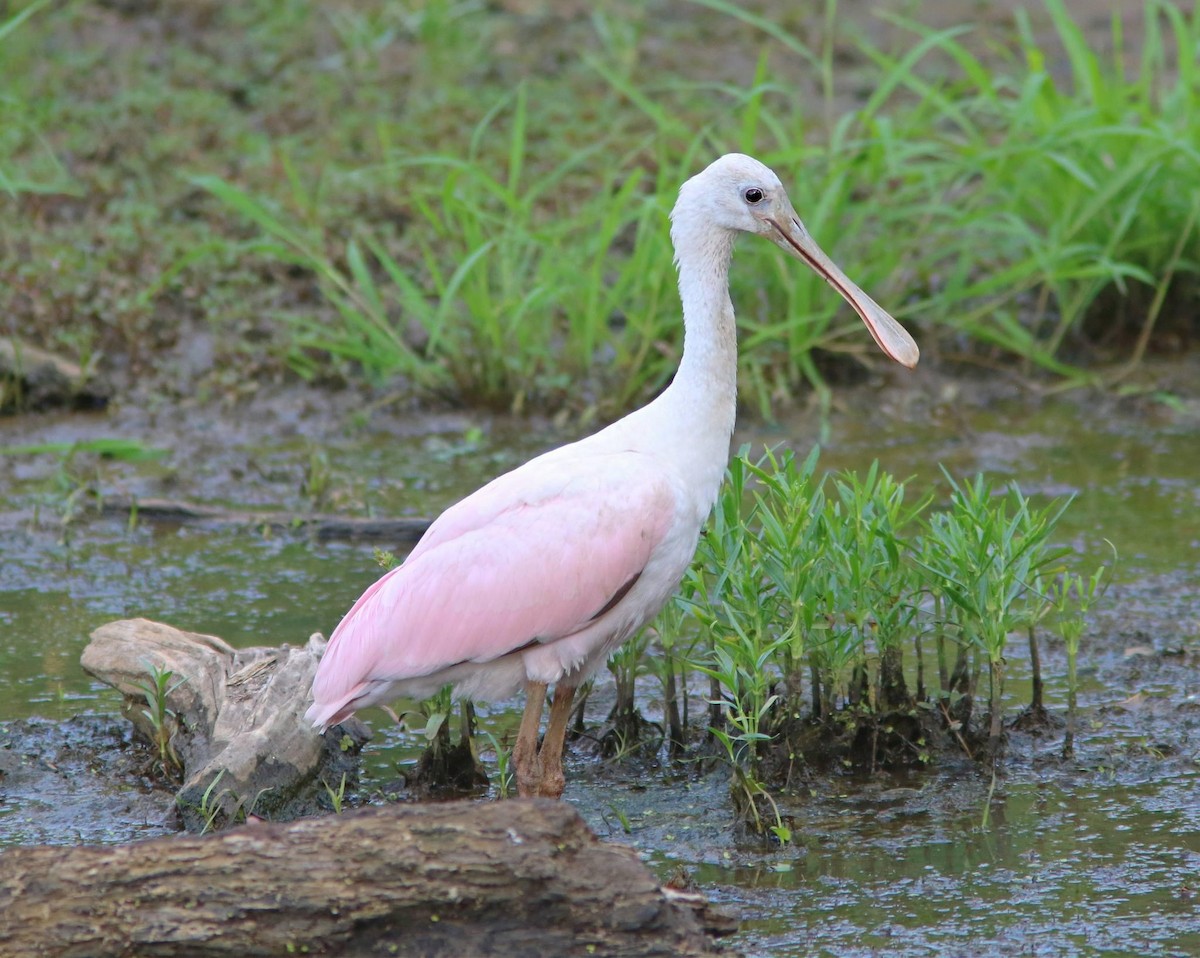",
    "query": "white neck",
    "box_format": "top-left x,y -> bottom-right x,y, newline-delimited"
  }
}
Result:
669,217 -> 739,409
600,213 -> 739,515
